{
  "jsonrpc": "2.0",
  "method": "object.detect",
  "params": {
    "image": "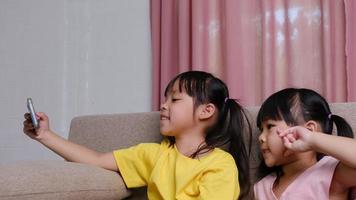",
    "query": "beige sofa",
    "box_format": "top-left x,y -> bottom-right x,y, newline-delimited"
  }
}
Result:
1,103 -> 356,200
